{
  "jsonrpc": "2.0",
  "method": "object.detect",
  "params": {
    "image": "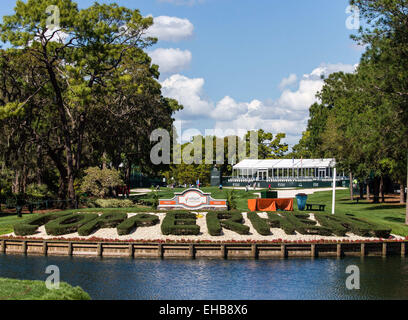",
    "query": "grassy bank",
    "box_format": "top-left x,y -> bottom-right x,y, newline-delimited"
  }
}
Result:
0,278 -> 91,300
